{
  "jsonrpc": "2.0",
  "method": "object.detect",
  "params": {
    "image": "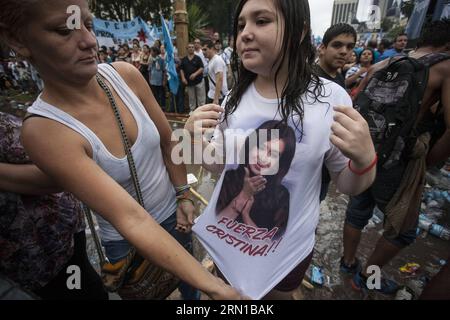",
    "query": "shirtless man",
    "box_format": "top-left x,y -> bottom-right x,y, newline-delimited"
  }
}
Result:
341,19 -> 450,294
